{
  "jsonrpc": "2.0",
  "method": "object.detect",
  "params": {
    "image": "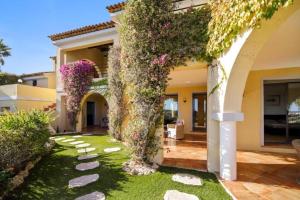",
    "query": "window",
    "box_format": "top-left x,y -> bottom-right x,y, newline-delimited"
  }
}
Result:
0,107 -> 10,112
164,95 -> 178,125
32,80 -> 37,86
264,80 -> 300,144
